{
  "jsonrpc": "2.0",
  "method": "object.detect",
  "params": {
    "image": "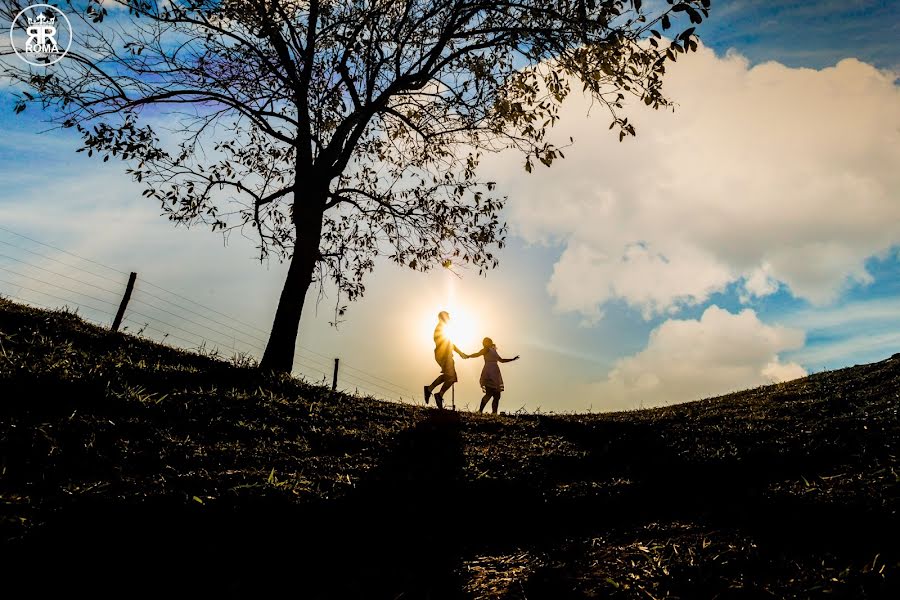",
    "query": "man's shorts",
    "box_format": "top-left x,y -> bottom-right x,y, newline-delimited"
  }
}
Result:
435,351 -> 457,384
